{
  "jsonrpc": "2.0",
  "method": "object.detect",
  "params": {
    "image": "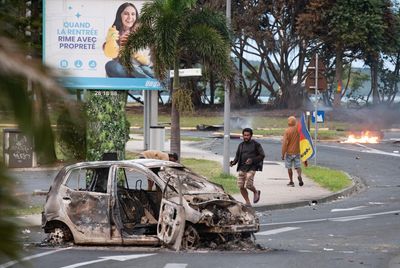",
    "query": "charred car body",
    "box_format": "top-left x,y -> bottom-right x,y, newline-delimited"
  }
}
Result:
42,159 -> 259,250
